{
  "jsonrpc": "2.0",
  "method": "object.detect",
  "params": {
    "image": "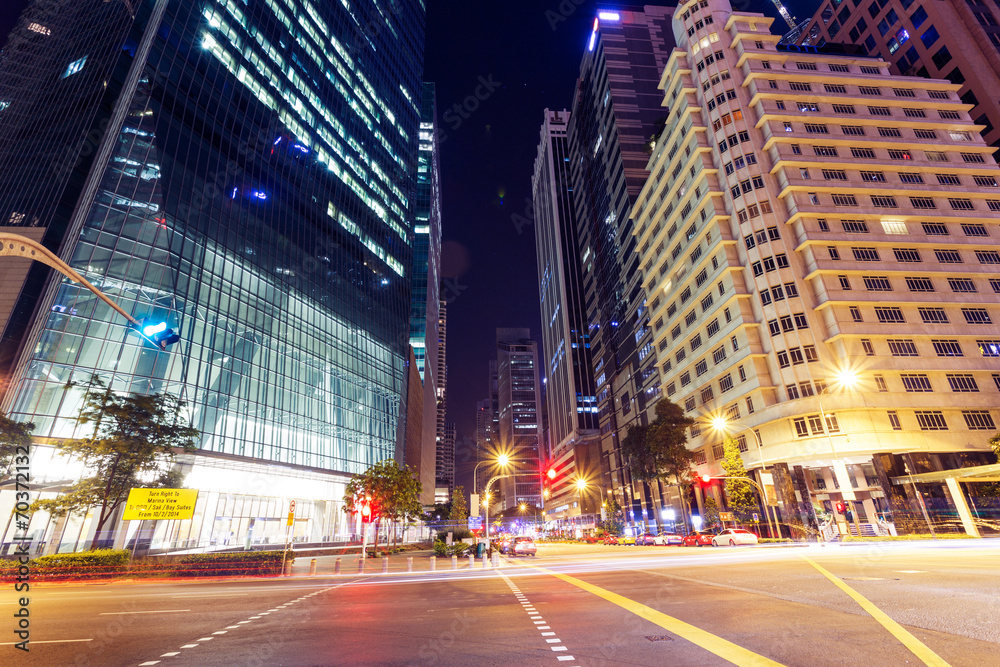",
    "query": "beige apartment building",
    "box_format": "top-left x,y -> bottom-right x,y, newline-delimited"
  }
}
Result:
633,0 -> 999,537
